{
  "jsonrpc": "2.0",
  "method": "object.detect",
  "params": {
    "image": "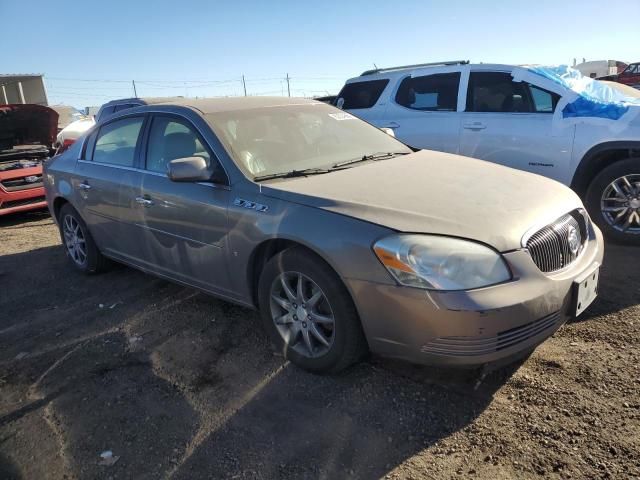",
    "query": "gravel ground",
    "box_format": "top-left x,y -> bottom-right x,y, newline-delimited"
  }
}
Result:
0,210 -> 638,480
